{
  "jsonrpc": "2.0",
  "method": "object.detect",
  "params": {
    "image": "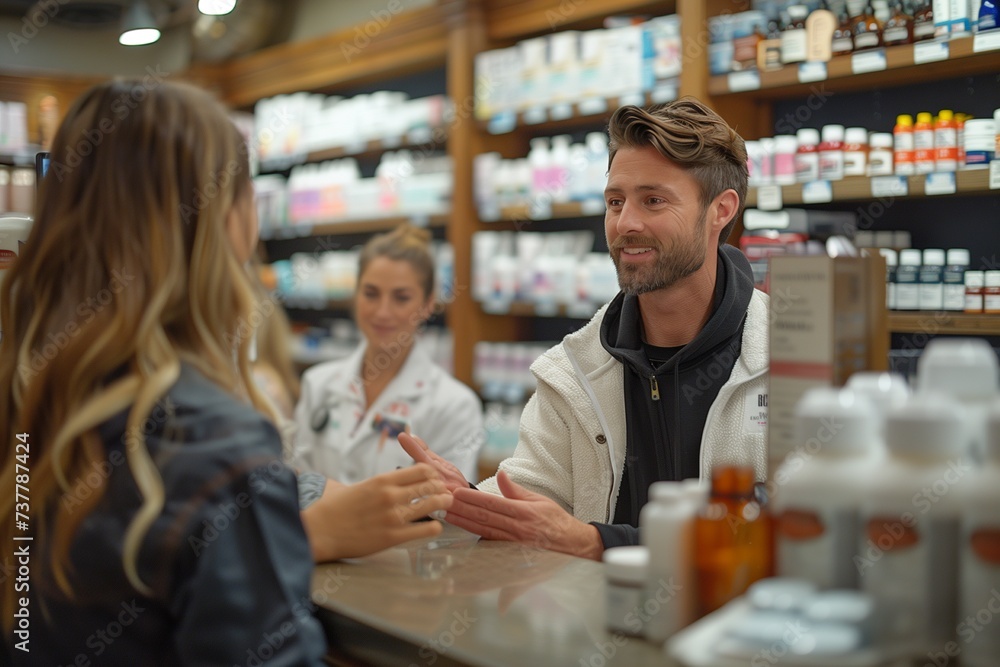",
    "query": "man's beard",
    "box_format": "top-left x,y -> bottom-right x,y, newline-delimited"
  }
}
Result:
609,212 -> 708,295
